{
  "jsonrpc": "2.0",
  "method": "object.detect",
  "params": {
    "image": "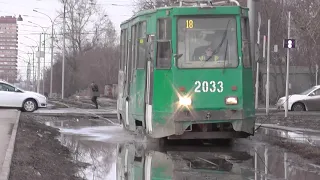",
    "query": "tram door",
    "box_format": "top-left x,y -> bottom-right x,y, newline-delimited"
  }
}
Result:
145,34 -> 155,134
124,32 -> 132,128
118,29 -> 127,115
